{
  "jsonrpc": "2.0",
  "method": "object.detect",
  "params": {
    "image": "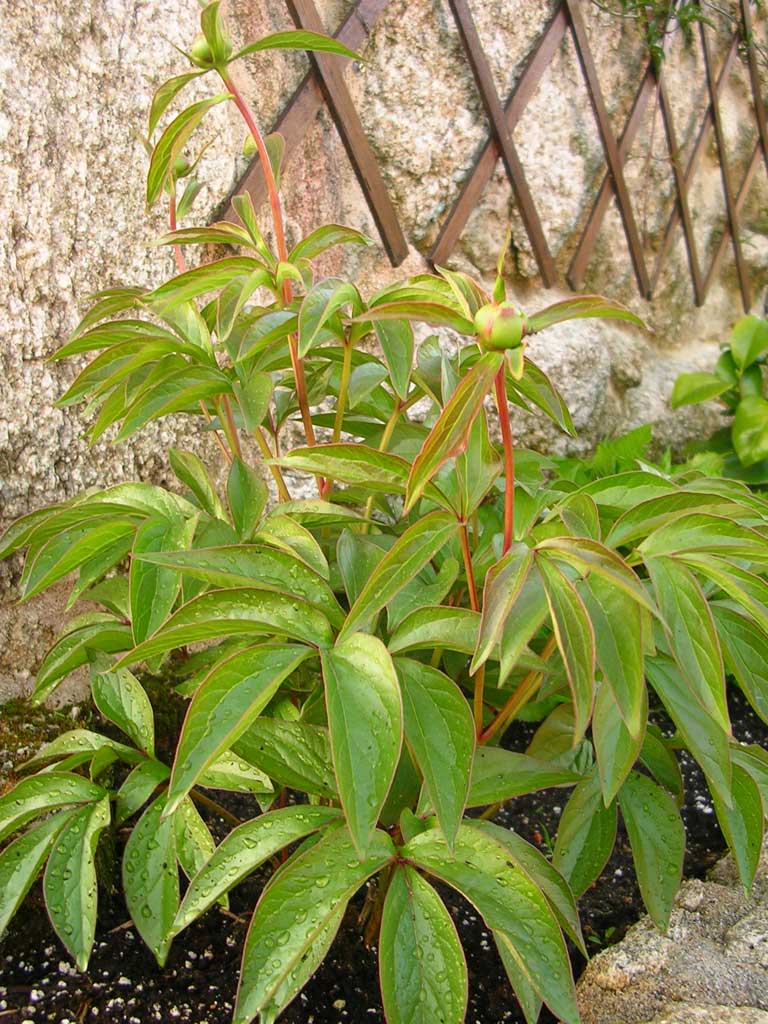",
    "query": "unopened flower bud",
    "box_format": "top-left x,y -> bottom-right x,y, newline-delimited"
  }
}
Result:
473,301 -> 527,351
